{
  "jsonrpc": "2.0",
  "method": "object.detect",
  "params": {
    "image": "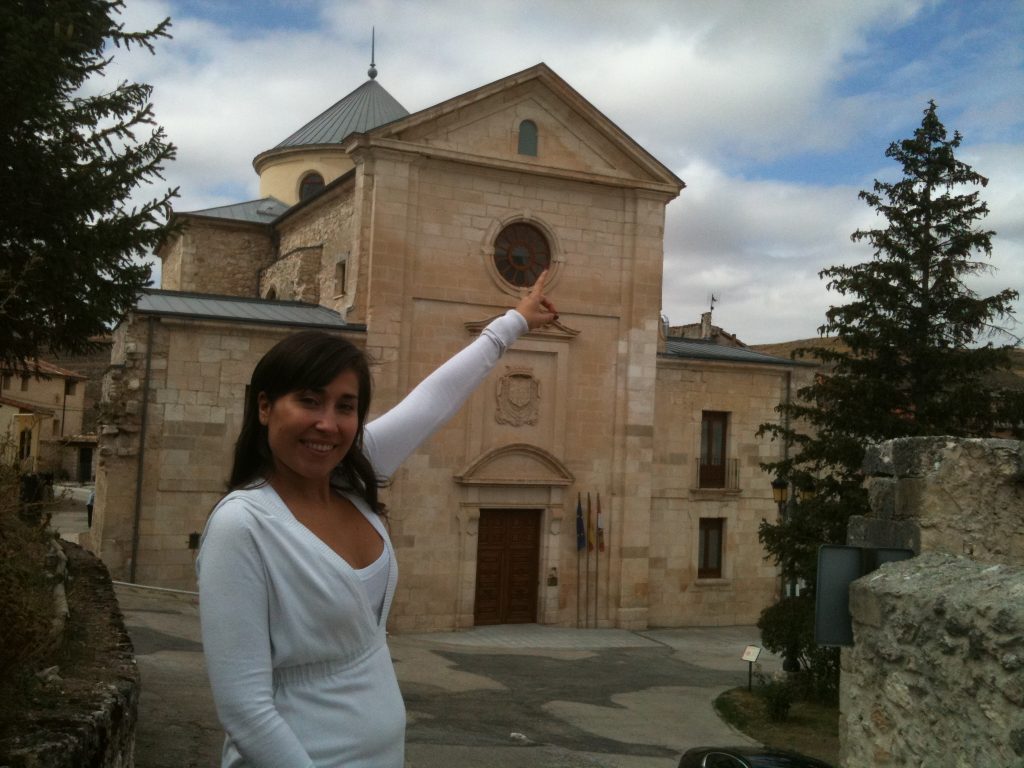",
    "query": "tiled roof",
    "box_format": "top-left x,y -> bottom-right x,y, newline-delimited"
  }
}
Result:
0,395 -> 55,415
275,79 -> 409,148
1,358 -> 86,379
134,290 -> 359,330
661,337 -> 808,366
185,197 -> 289,225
